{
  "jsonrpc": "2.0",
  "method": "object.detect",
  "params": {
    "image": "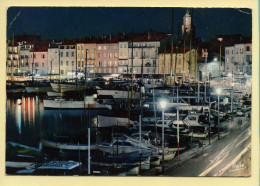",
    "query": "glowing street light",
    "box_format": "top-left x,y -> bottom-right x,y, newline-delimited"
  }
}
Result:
159,100 -> 167,174
160,100 -> 167,110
